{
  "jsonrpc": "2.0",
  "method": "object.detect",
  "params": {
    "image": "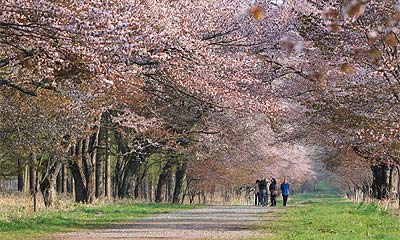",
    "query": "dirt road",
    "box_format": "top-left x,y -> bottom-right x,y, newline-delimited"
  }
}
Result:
48,205 -> 278,240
